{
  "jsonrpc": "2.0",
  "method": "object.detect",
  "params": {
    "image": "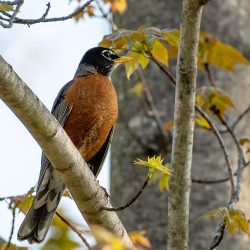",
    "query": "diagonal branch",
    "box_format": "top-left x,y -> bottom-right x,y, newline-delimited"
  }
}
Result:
0,0 -> 94,27
0,55 -> 134,249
